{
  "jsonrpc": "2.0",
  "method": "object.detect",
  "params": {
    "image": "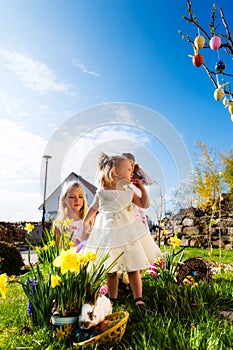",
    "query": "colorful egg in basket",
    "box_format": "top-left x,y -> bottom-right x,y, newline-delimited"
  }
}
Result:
176,257 -> 212,284
73,311 -> 129,348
